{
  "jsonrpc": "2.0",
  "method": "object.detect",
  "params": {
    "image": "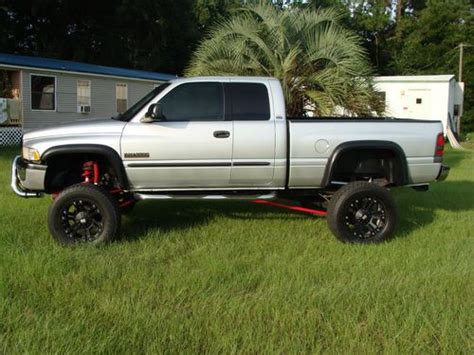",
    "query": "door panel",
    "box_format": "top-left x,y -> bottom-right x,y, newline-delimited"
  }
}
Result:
121,82 -> 232,190
225,82 -> 276,186
121,121 -> 232,189
231,120 -> 275,186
